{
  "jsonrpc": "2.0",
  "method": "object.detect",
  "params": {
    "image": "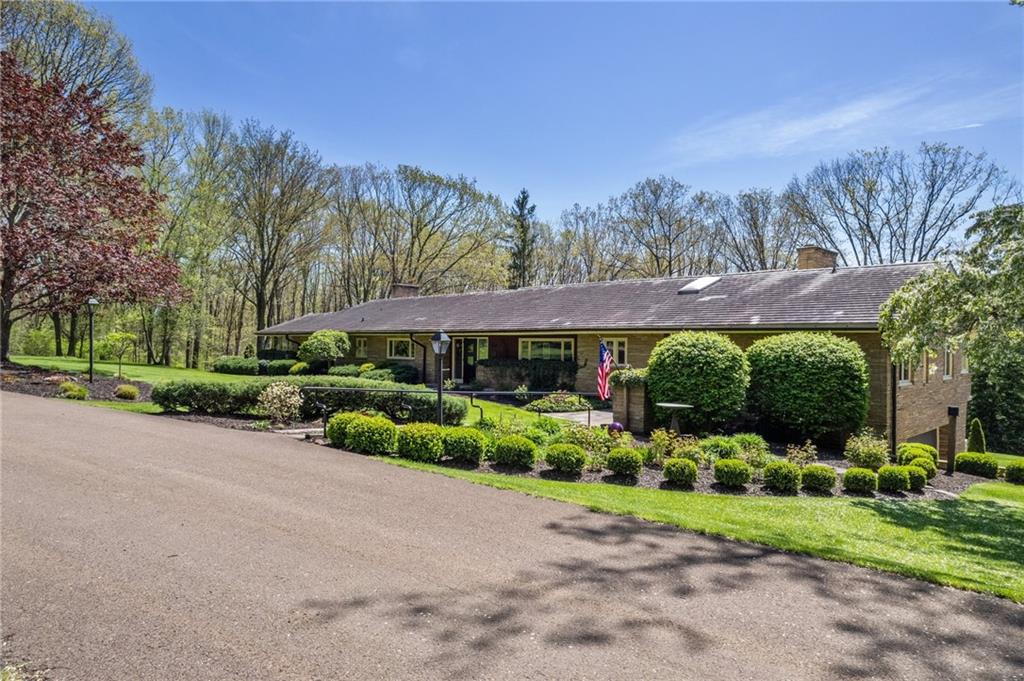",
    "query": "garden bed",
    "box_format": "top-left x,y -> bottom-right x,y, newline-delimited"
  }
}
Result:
1,364 -> 151,402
